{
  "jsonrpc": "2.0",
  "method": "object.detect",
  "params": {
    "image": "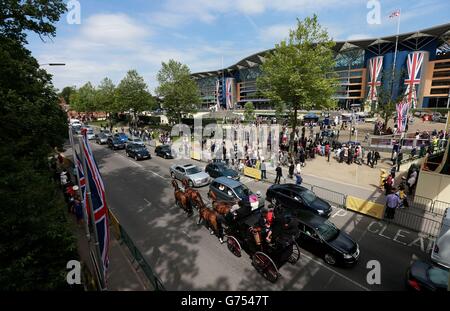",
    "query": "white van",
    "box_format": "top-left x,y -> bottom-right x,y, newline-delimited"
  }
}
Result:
70,118 -> 82,125
431,208 -> 450,268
